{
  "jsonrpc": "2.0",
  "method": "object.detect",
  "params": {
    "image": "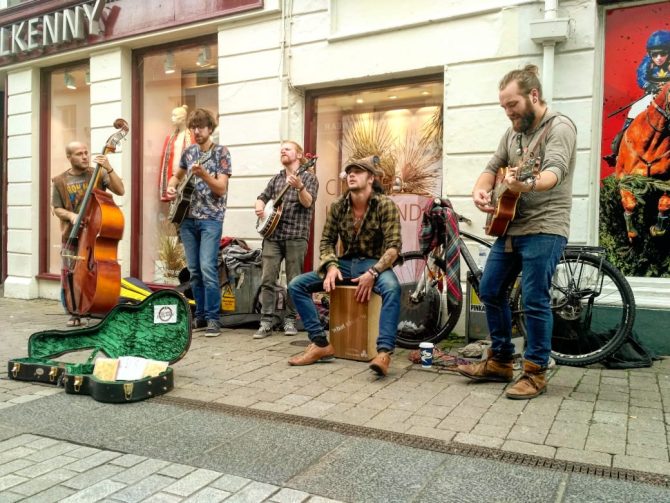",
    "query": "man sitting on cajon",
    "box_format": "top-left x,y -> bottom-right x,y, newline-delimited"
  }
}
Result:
287,156 -> 402,376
